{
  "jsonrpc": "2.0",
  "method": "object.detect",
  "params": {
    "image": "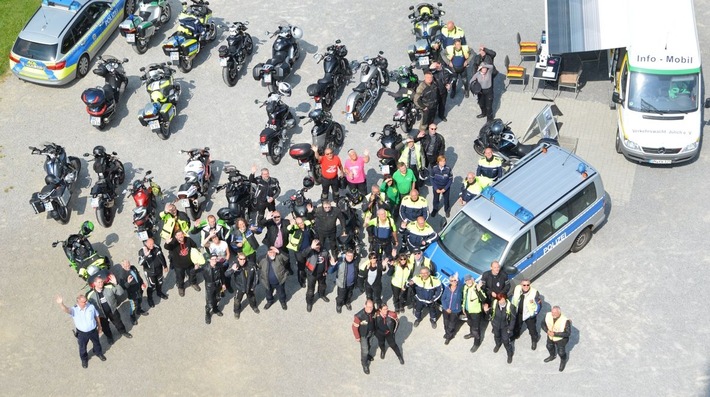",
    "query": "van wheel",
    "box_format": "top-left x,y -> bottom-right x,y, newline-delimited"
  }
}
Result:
76,54 -> 91,79
615,128 -> 622,154
570,227 -> 592,253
